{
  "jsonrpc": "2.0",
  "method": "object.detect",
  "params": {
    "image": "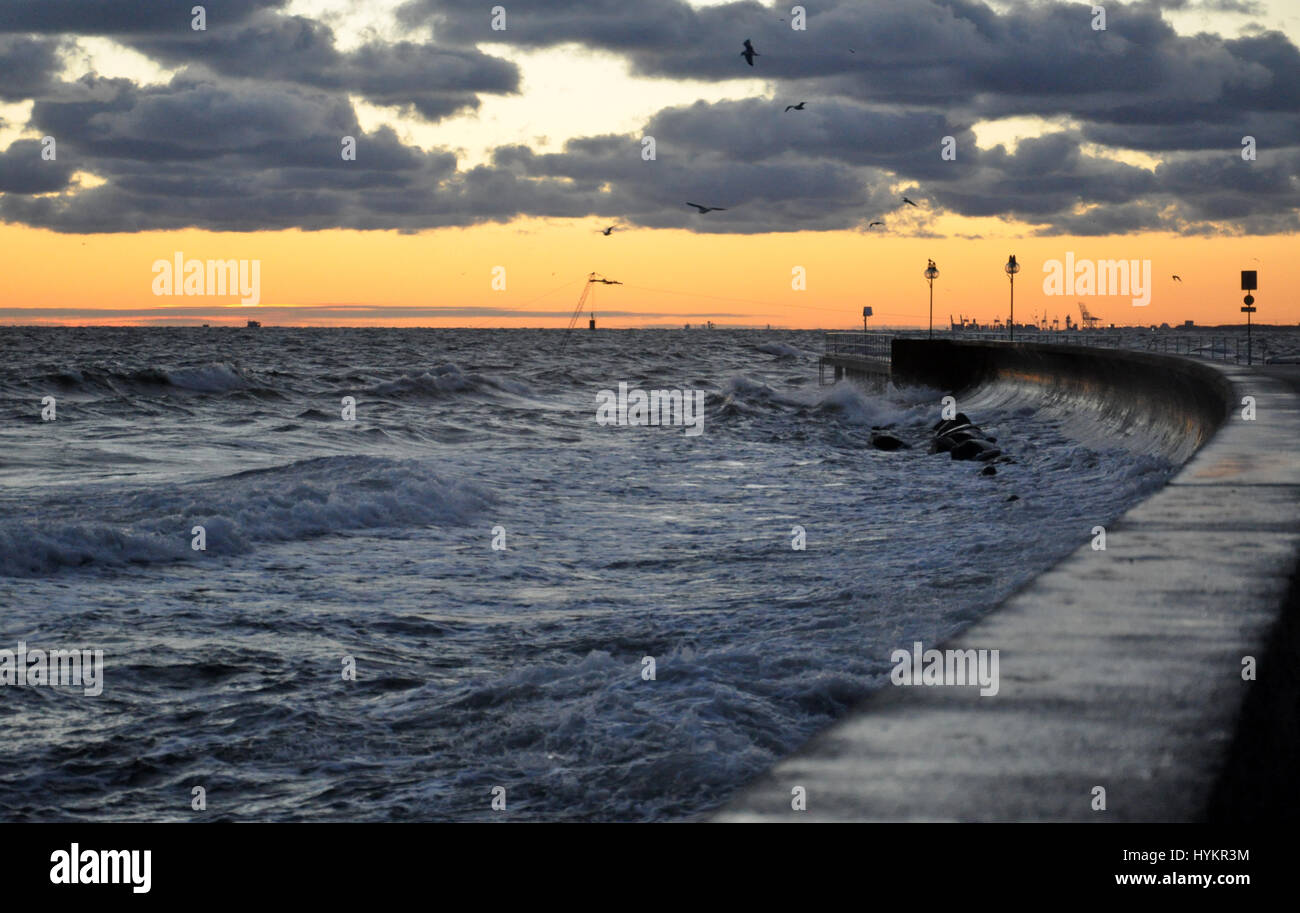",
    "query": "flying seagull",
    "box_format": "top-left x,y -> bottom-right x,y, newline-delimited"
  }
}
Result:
784,102 -> 806,112
740,39 -> 758,66
868,221 -> 885,228
1172,275 -> 1181,281
902,196 -> 919,208
686,202 -> 727,213
601,226 -> 615,235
